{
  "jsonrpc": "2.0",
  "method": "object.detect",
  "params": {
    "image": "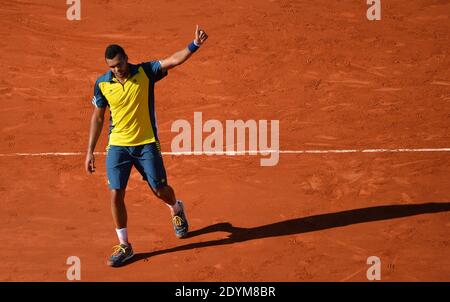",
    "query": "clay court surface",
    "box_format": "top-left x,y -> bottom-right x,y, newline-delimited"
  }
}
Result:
0,0 -> 449,281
